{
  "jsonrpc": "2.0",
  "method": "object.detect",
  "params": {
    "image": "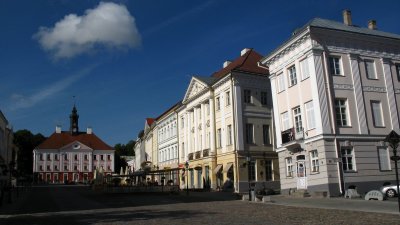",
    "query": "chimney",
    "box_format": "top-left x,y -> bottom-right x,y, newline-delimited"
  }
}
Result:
87,127 -> 92,134
241,48 -> 251,56
368,20 -> 377,30
223,60 -> 231,68
342,9 -> 352,26
56,125 -> 61,133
